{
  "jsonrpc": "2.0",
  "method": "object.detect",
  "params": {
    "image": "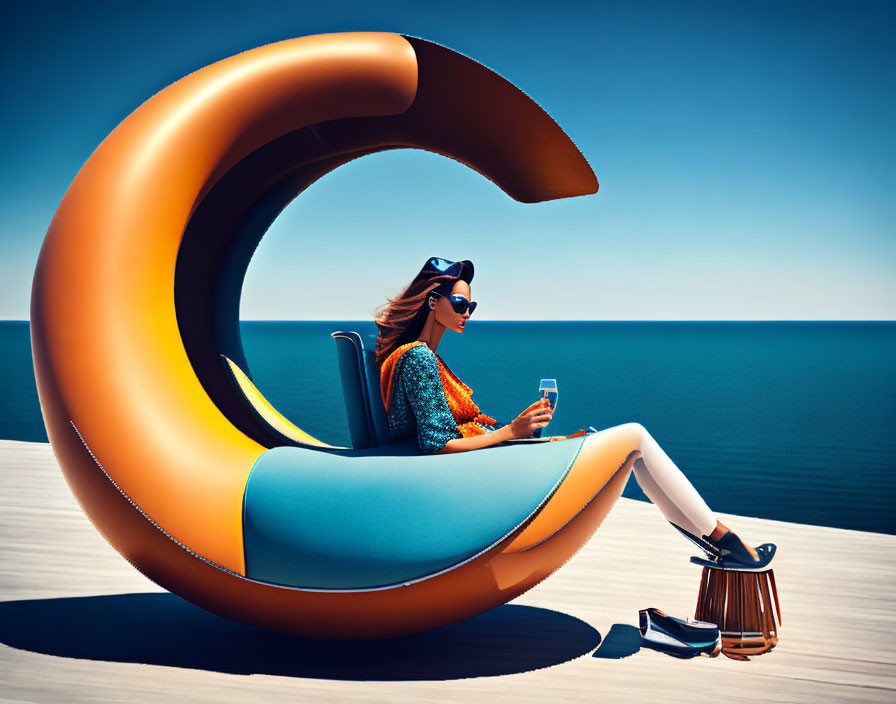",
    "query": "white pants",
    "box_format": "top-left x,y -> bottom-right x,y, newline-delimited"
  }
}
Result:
594,422 -> 717,537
